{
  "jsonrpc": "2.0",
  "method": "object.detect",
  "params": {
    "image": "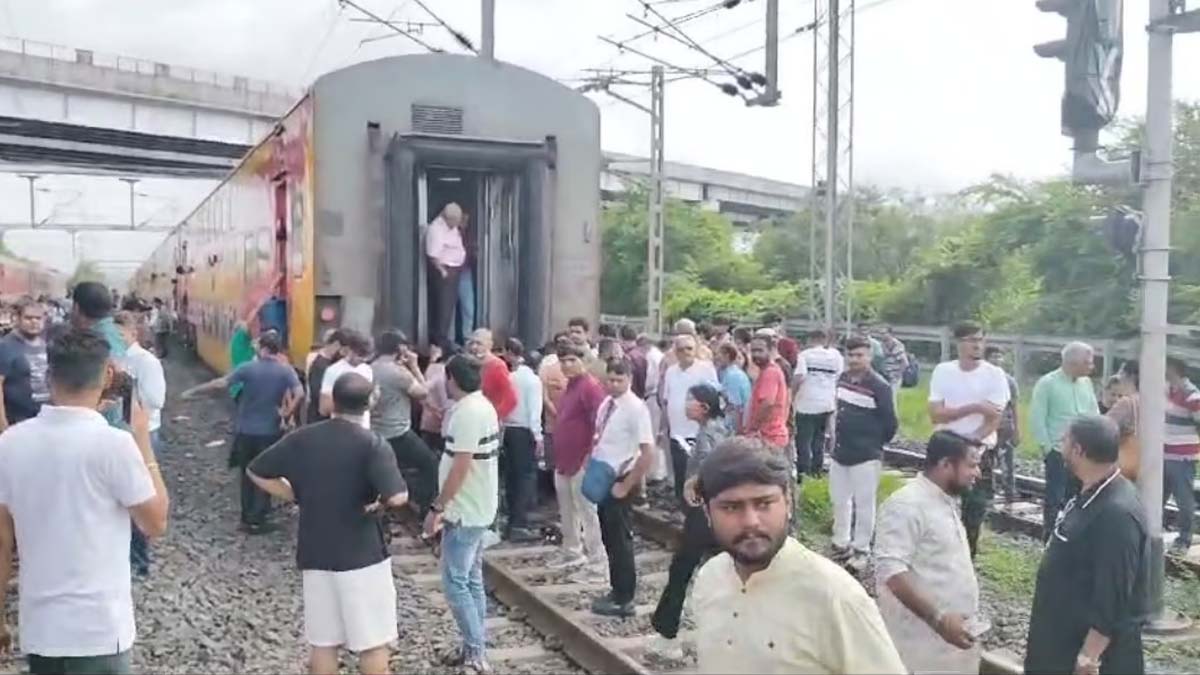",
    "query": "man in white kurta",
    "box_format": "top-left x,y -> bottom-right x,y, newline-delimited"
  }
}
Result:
875,447 -> 982,674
